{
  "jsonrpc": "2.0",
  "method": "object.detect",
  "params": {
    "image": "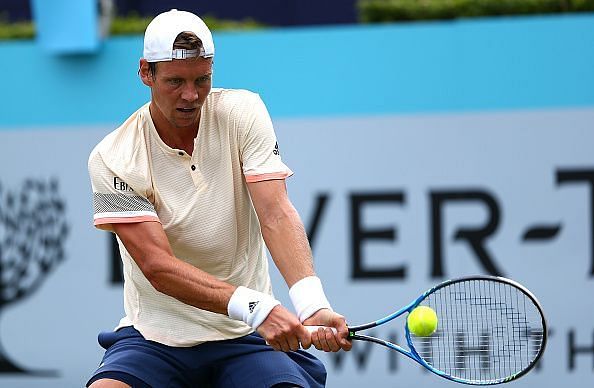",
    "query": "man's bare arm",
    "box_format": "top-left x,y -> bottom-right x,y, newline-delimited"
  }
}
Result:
246,179 -> 315,287
112,220 -> 305,350
247,179 -> 351,352
112,221 -> 234,314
